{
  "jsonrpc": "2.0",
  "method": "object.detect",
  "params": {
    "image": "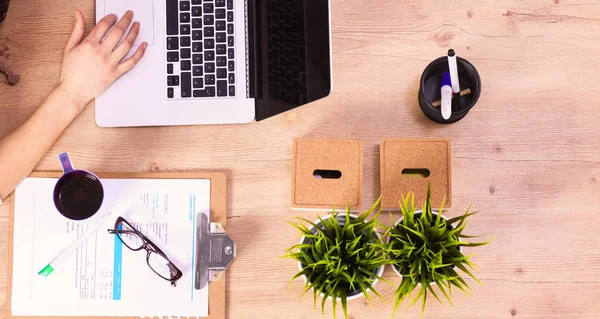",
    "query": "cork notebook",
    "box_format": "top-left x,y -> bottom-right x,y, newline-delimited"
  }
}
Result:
380,139 -> 451,209
6,172 -> 227,319
292,138 -> 363,211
